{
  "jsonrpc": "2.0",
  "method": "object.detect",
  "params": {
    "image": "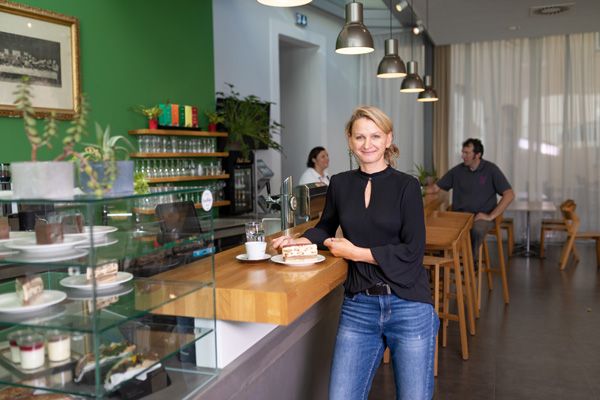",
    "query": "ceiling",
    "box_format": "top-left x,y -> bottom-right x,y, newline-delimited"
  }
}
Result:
309,0 -> 600,45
